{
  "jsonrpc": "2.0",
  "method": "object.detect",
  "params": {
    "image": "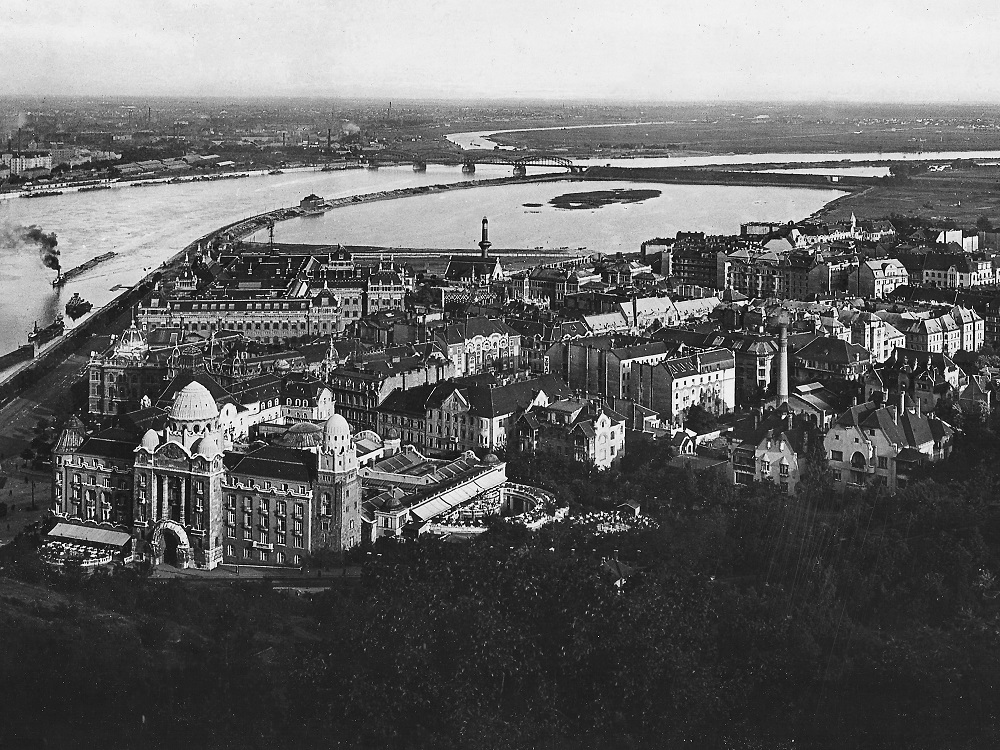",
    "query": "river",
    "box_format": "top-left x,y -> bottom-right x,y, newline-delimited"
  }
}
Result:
0,164 -> 526,357
261,179 -> 842,258
0,160 -> 848,358
446,125 -> 1000,169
